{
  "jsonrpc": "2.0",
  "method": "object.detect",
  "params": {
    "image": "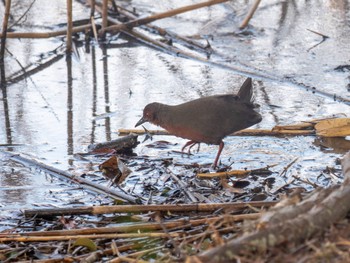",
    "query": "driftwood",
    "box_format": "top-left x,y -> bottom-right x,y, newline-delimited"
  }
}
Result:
2,151 -> 138,204
187,152 -> 350,262
88,133 -> 139,152
24,201 -> 276,217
